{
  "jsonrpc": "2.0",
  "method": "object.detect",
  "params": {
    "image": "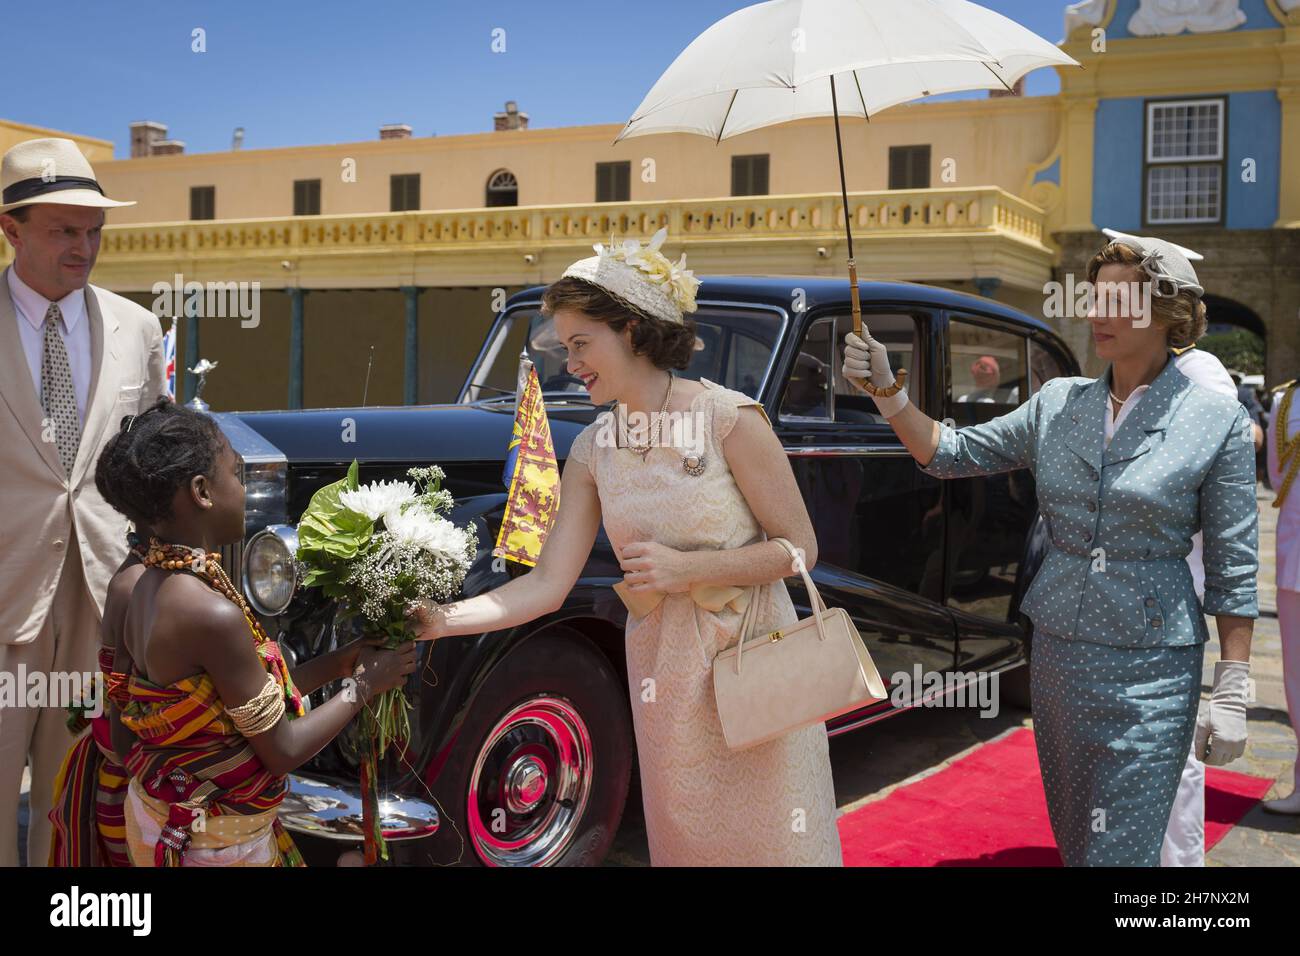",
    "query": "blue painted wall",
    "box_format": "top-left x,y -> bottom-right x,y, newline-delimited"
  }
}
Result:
1091,90 -> 1281,230
1092,97 -> 1145,231
1106,0 -> 1280,39
1033,156 -> 1061,186
1226,91 -> 1281,228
